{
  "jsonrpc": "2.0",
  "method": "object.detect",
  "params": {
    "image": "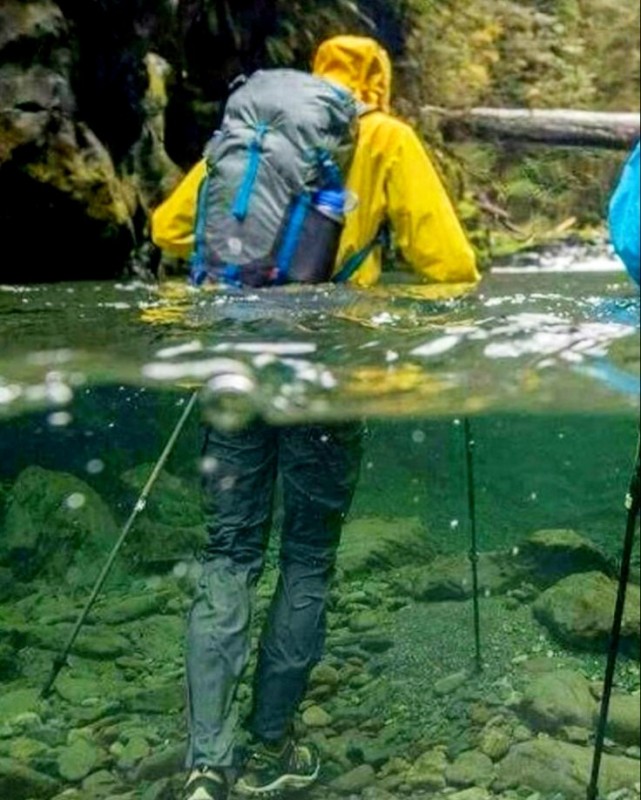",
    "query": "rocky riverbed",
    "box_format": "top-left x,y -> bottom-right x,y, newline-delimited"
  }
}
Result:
0,466 -> 640,800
